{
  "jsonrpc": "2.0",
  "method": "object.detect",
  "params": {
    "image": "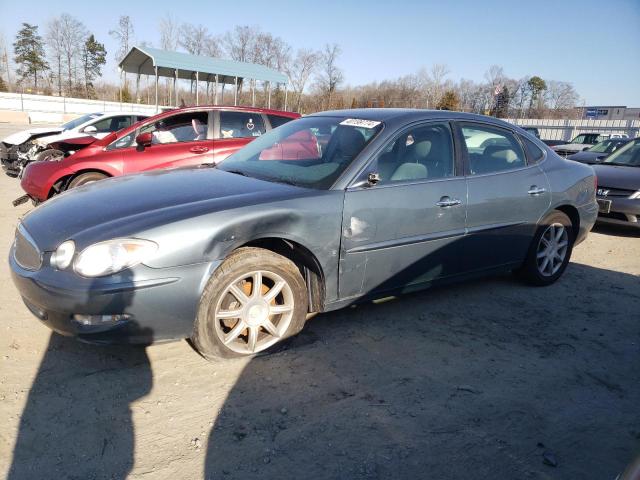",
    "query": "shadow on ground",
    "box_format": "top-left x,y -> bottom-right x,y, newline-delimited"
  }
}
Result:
204,263 -> 640,479
7,263 -> 640,480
